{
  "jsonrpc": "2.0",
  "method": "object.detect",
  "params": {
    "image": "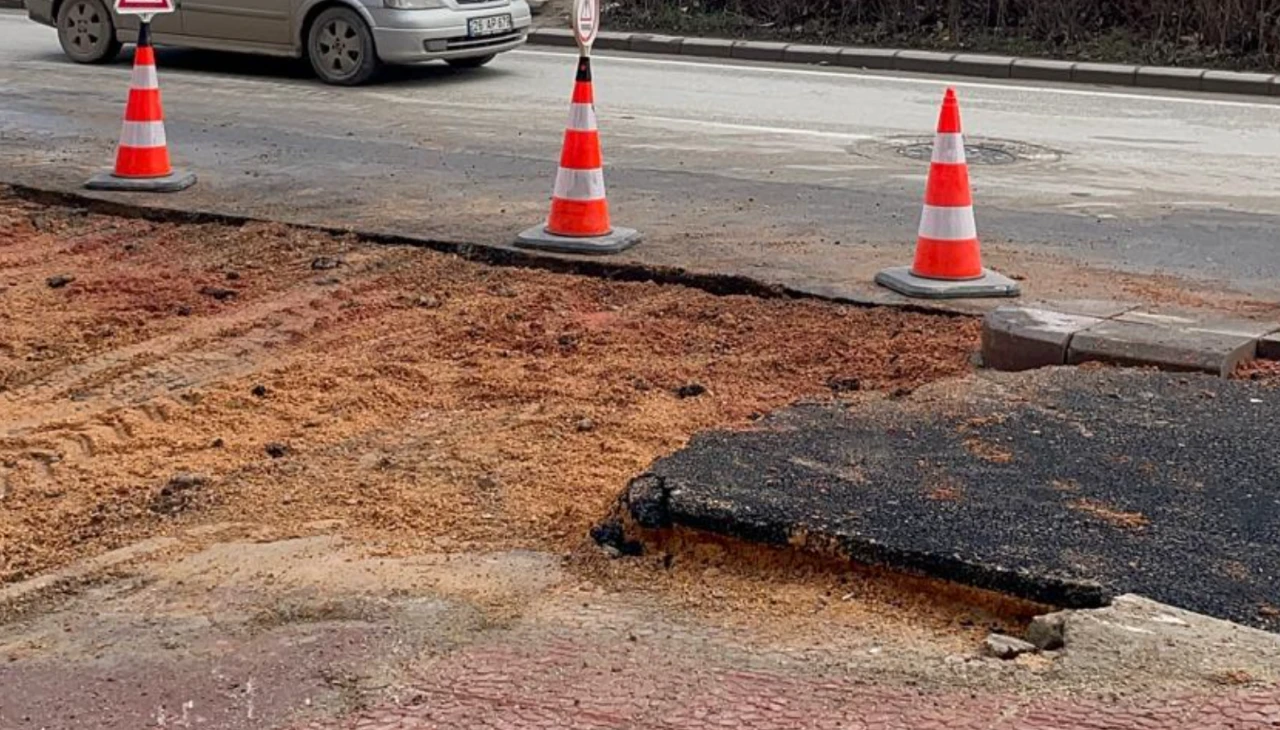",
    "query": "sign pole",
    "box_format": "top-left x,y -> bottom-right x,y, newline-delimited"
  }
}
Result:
138,14 -> 153,46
